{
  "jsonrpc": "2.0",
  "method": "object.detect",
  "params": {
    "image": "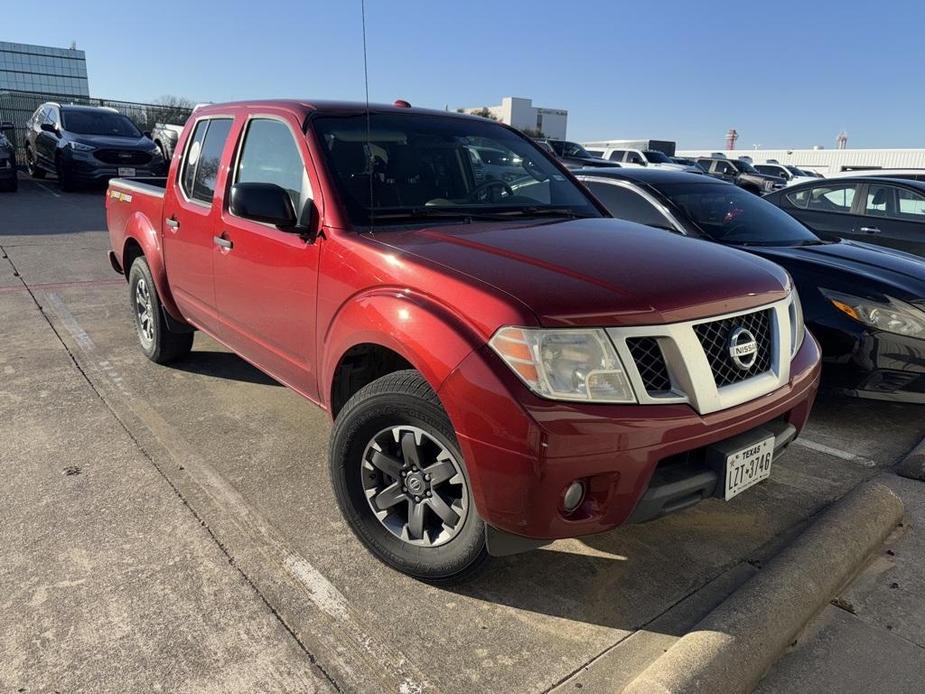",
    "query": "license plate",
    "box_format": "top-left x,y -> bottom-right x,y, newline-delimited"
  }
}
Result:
118,167 -> 136,177
724,436 -> 774,500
